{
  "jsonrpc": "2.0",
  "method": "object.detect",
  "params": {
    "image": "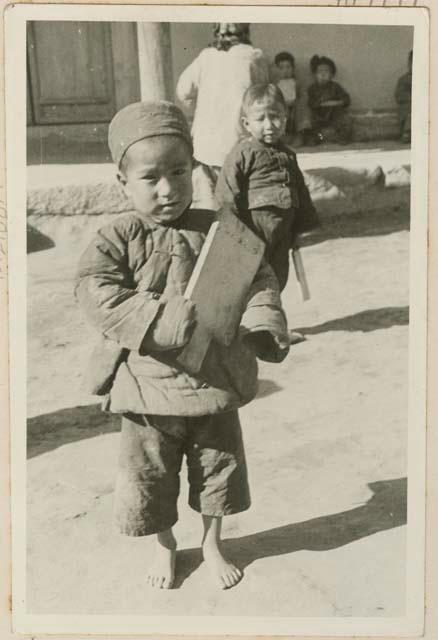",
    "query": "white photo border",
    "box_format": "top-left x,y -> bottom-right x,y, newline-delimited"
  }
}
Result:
5,3 -> 429,636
